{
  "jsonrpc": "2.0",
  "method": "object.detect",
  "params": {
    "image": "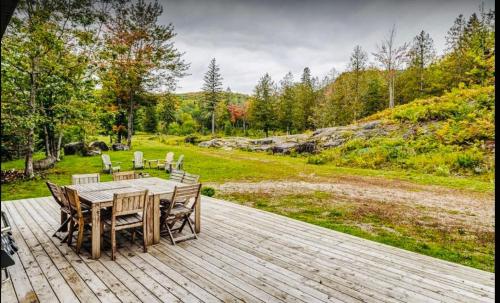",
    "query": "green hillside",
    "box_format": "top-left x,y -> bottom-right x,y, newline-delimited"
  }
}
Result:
314,86 -> 495,180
